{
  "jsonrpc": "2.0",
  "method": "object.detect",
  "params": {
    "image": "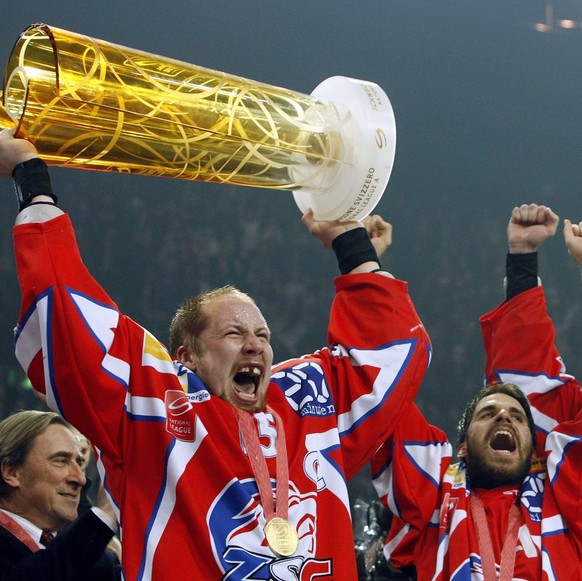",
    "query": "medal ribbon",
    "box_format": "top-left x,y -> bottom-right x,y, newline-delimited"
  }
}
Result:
0,510 -> 42,552
234,406 -> 289,521
471,492 -> 523,581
